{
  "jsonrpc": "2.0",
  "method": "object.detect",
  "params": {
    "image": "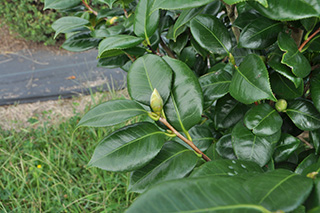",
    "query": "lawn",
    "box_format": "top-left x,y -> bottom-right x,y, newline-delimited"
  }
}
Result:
0,95 -> 137,212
